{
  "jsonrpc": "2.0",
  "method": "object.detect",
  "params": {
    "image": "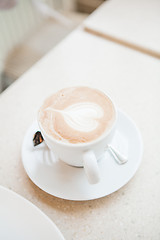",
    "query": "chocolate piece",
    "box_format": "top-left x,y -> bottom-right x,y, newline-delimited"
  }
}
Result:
33,131 -> 44,146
